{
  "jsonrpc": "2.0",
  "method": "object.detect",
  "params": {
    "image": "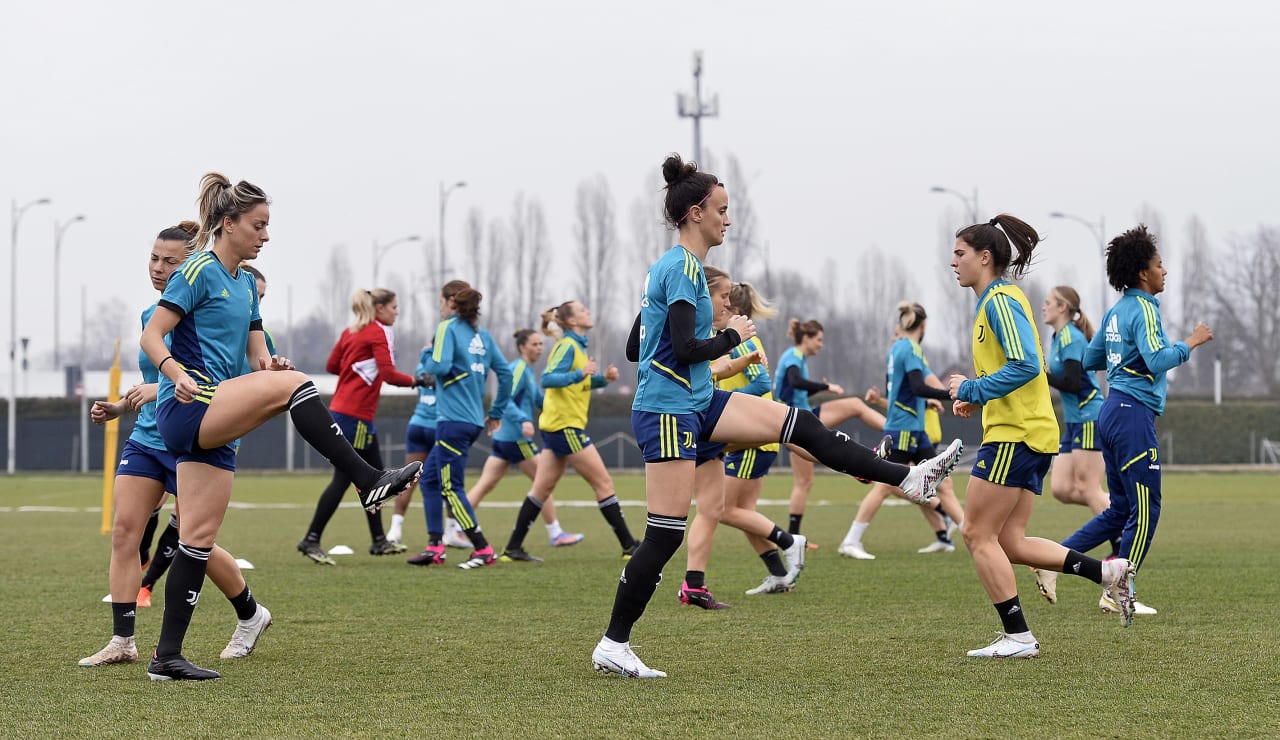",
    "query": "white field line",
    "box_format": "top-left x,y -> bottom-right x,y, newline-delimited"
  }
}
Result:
0,498 -> 899,514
